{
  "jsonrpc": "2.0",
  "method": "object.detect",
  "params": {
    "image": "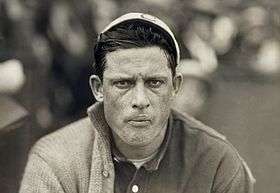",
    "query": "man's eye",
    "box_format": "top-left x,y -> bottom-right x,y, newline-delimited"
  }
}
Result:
146,79 -> 164,88
113,80 -> 132,89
